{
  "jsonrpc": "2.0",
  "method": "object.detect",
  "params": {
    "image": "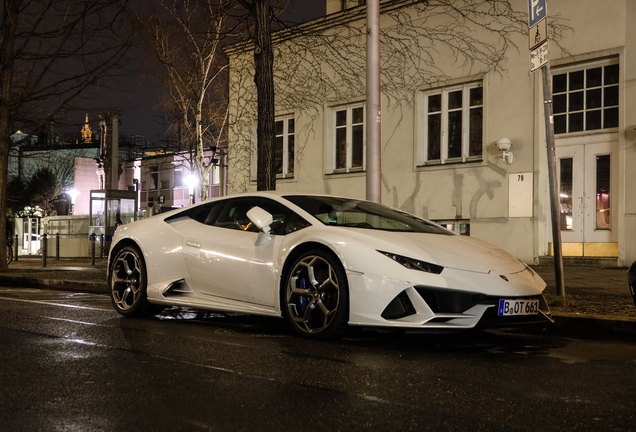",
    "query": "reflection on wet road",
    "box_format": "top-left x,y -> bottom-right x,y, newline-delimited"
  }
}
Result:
1,287 -> 634,431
